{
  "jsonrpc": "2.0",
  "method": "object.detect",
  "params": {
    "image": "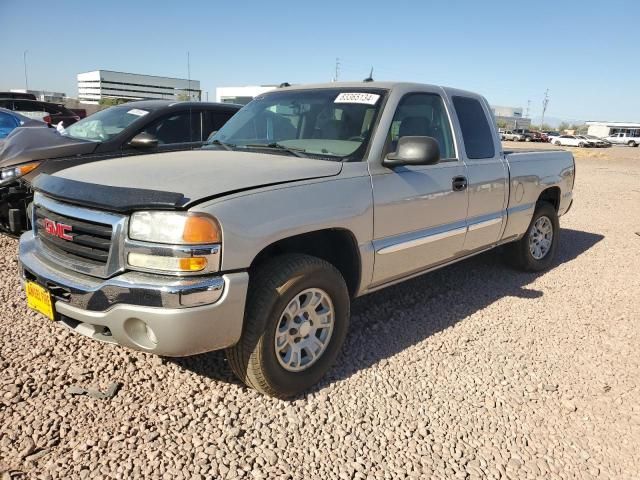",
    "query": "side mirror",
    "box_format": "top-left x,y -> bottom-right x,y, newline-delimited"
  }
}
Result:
206,130 -> 218,143
128,132 -> 158,149
383,136 -> 440,167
